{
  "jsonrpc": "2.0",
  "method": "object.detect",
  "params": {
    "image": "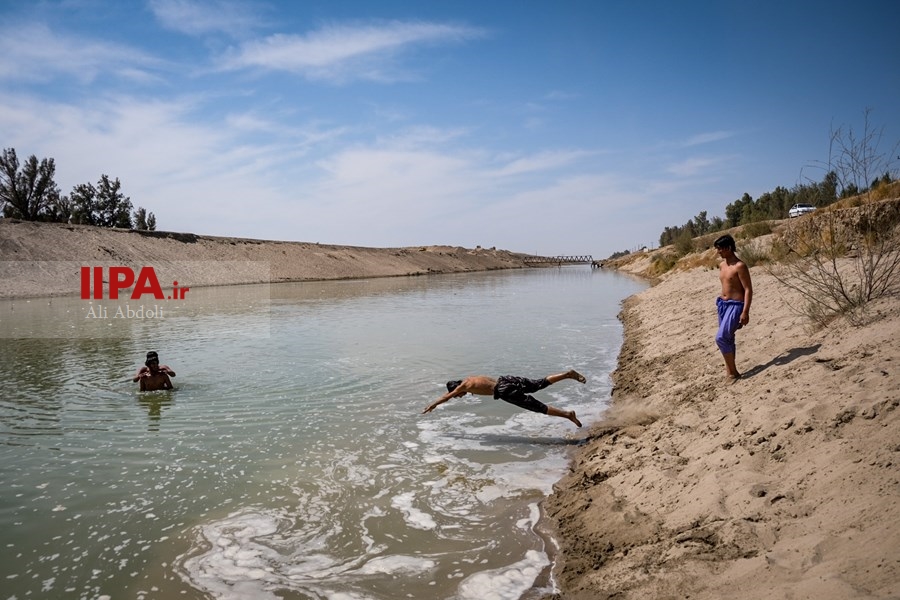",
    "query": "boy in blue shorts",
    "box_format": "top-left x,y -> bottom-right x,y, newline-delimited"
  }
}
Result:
713,234 -> 753,380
